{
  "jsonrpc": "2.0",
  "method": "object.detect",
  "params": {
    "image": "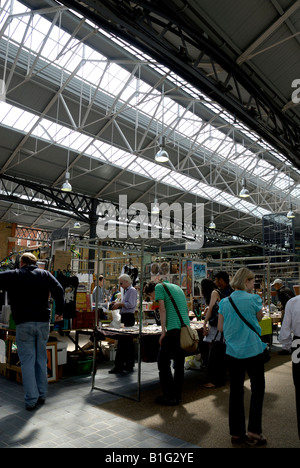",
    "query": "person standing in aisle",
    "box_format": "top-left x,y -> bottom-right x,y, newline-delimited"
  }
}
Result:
218,267 -> 267,446
271,278 -> 295,325
92,275 -> 108,320
92,275 -> 105,304
279,294 -> 300,438
214,271 -> 233,298
144,280 -> 190,406
109,274 -> 137,374
0,252 -> 64,410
